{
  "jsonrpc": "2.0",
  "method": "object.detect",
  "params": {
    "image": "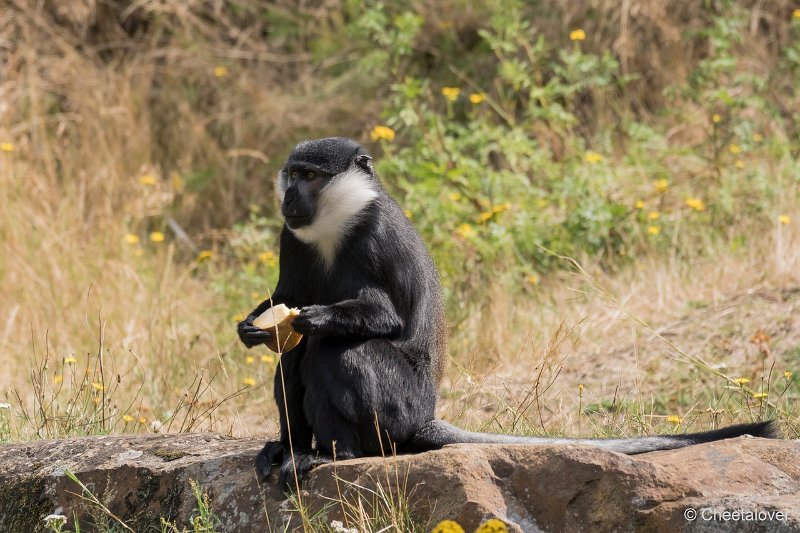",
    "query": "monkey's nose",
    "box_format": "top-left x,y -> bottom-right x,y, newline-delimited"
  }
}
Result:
283,187 -> 297,205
